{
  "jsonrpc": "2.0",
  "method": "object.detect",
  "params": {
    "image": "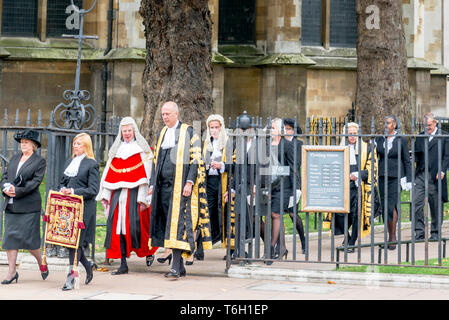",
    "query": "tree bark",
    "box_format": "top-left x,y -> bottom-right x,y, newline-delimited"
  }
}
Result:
355,0 -> 410,134
140,0 -> 213,145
